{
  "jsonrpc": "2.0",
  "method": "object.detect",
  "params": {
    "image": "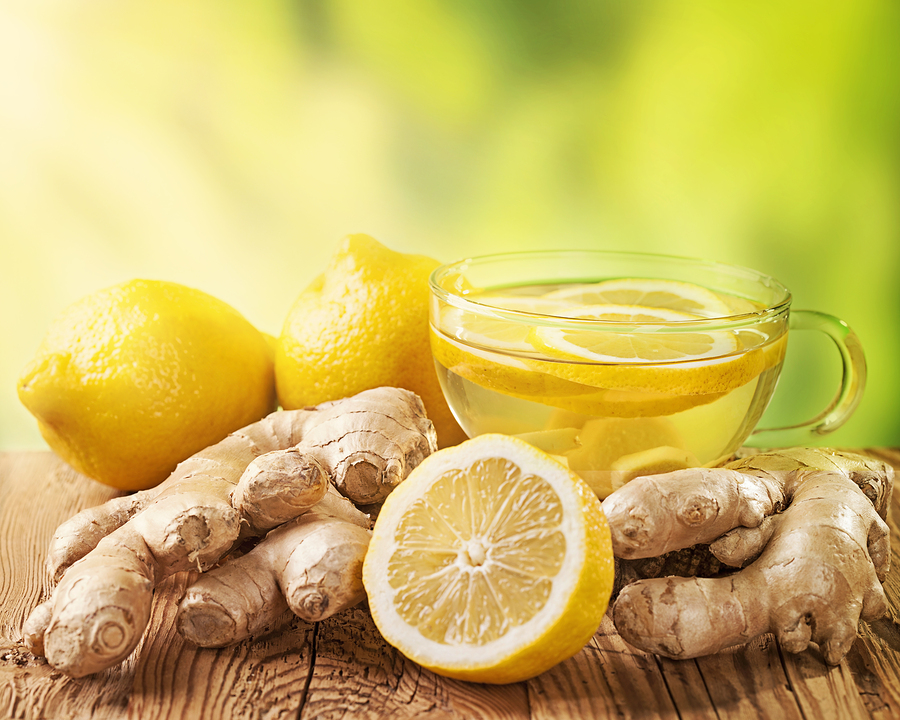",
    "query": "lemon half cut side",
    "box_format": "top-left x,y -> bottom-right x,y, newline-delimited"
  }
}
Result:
363,434 -> 615,684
